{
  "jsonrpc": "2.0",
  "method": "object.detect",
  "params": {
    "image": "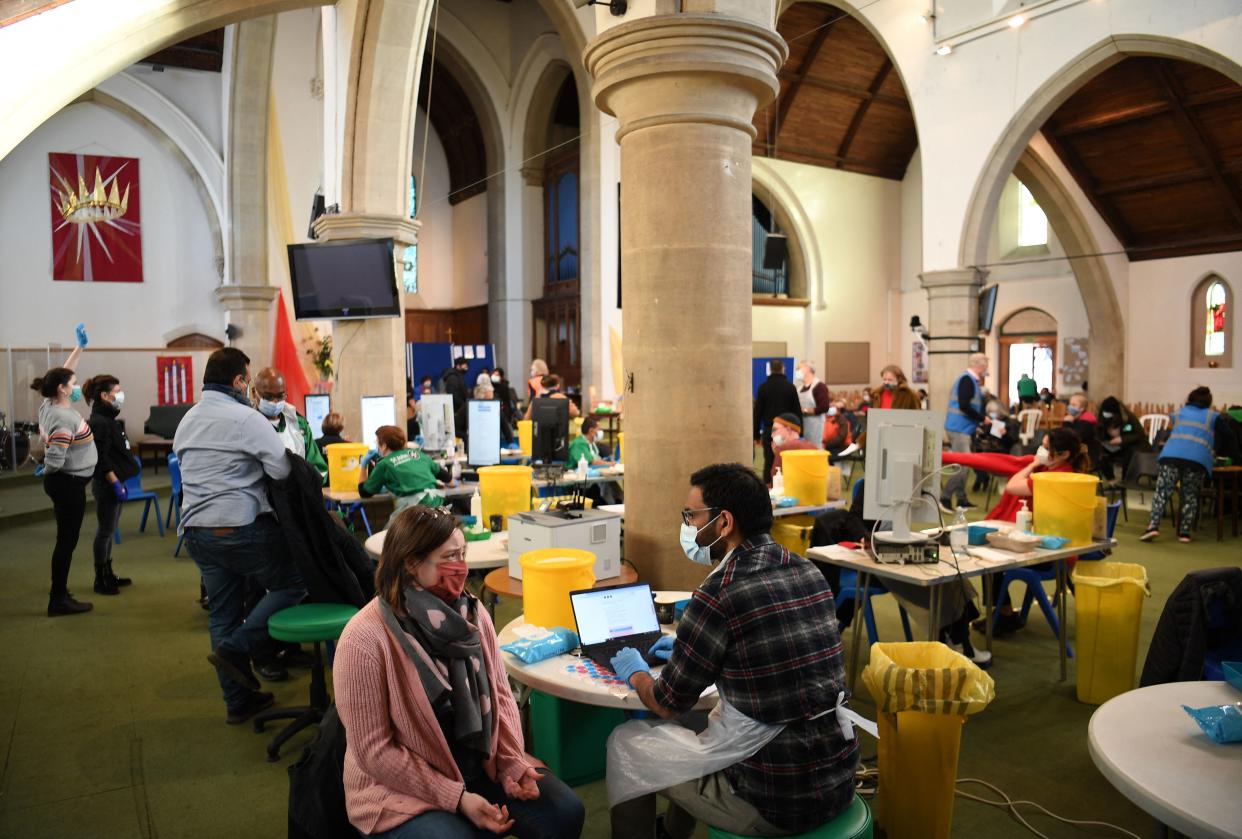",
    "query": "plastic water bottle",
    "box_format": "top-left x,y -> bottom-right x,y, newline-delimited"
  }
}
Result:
577,454 -> 589,480
470,489 -> 482,523
451,458 -> 462,485
772,467 -> 784,496
1015,500 -> 1031,534
950,507 -> 968,554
